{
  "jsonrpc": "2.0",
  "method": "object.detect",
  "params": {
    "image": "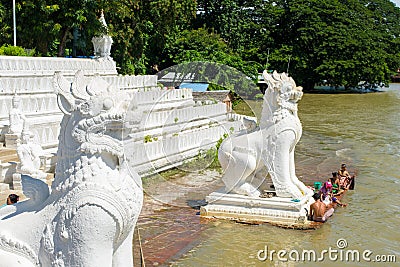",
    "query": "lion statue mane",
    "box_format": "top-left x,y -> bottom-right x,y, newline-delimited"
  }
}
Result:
218,70 -> 313,199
